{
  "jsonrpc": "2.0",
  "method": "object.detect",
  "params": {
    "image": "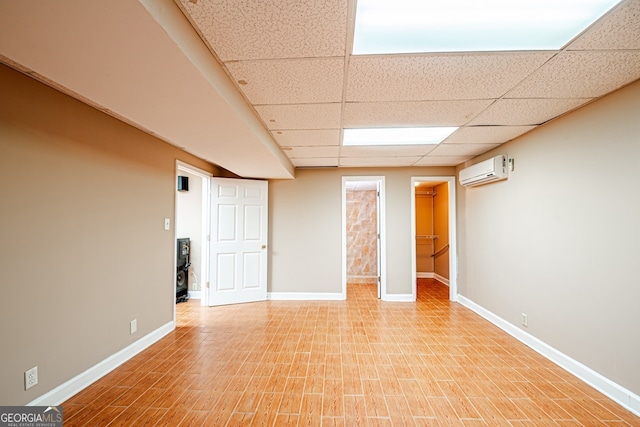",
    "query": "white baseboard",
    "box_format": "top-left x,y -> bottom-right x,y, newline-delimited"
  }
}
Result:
268,292 -> 345,301
382,293 -> 414,302
188,290 -> 201,299
457,295 -> 640,417
417,272 -> 450,286
28,321 -> 174,406
434,274 -> 449,286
